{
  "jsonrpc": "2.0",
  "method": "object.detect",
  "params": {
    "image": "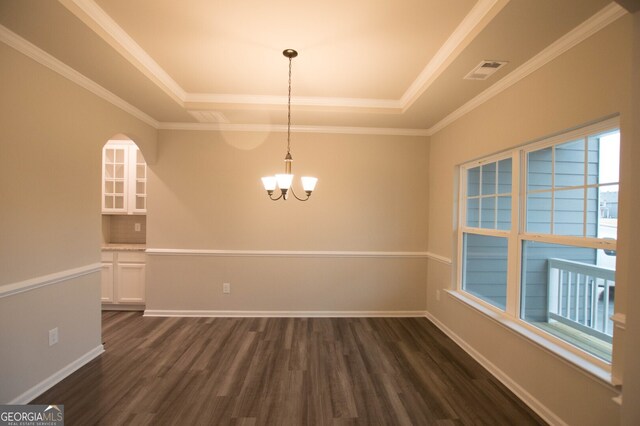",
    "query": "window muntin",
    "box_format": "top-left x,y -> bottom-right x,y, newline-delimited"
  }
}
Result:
524,130 -> 619,239
461,156 -> 513,311
458,120 -> 619,366
465,158 -> 513,231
